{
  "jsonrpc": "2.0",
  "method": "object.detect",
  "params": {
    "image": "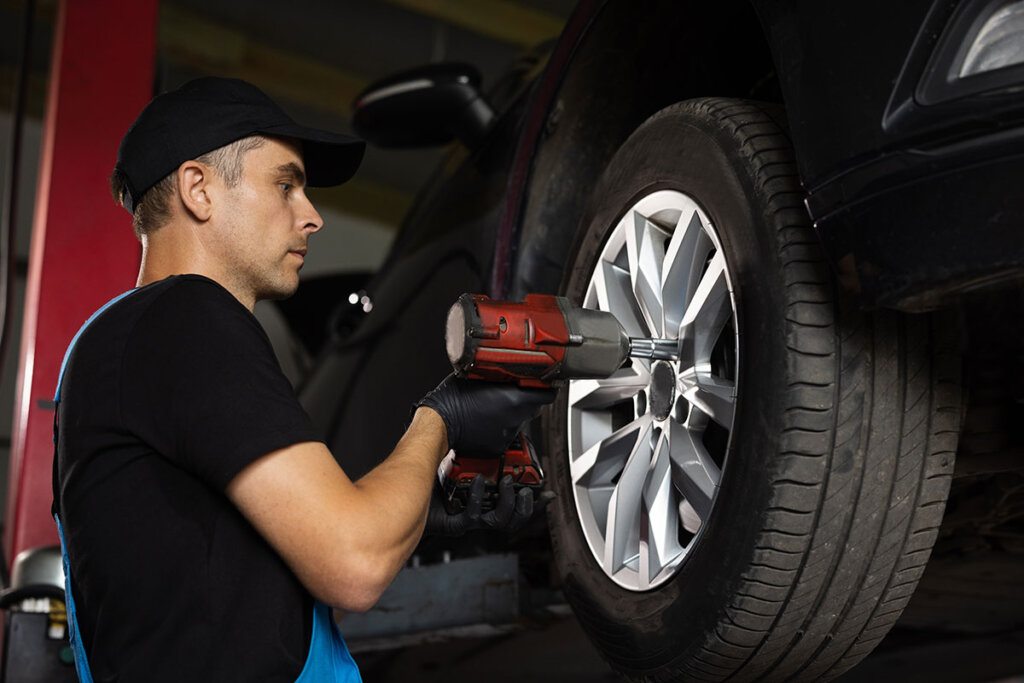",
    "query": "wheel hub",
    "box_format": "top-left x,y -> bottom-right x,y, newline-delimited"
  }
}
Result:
649,361 -> 676,421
